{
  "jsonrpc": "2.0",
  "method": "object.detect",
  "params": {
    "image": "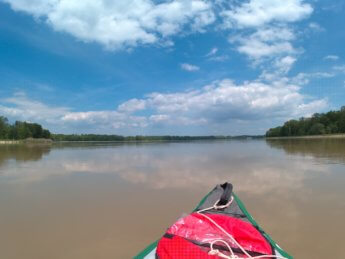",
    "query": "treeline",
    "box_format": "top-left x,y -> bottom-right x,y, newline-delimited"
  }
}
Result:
51,134 -> 235,142
51,134 -> 264,141
0,116 -> 51,140
0,115 -> 264,142
266,106 -> 345,137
